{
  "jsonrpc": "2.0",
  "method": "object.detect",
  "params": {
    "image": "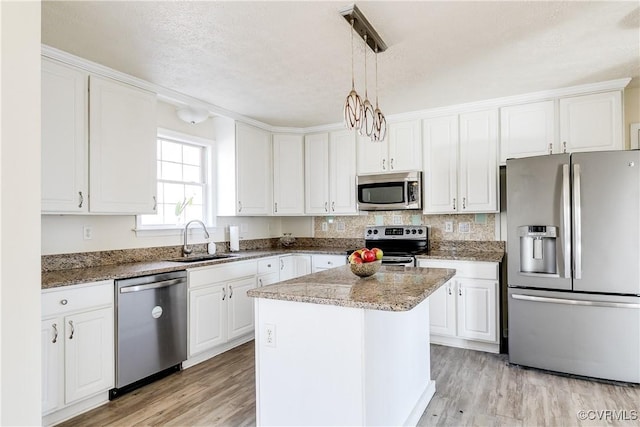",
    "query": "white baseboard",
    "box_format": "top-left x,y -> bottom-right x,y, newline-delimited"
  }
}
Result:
43,391 -> 110,426
404,380 -> 436,426
183,334 -> 254,369
431,335 -> 500,354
